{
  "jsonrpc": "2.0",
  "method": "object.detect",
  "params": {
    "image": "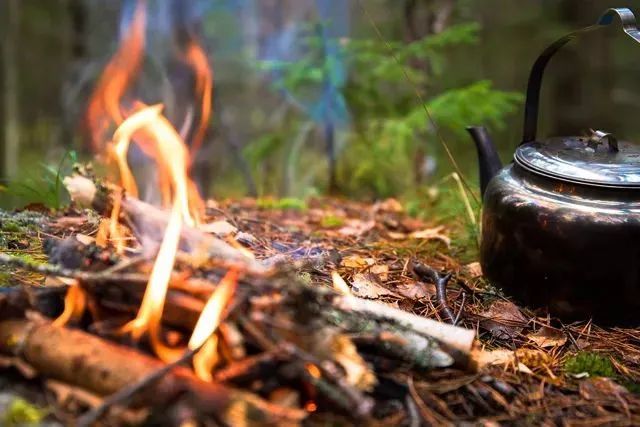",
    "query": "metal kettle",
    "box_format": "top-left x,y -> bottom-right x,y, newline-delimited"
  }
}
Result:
467,8 -> 640,325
